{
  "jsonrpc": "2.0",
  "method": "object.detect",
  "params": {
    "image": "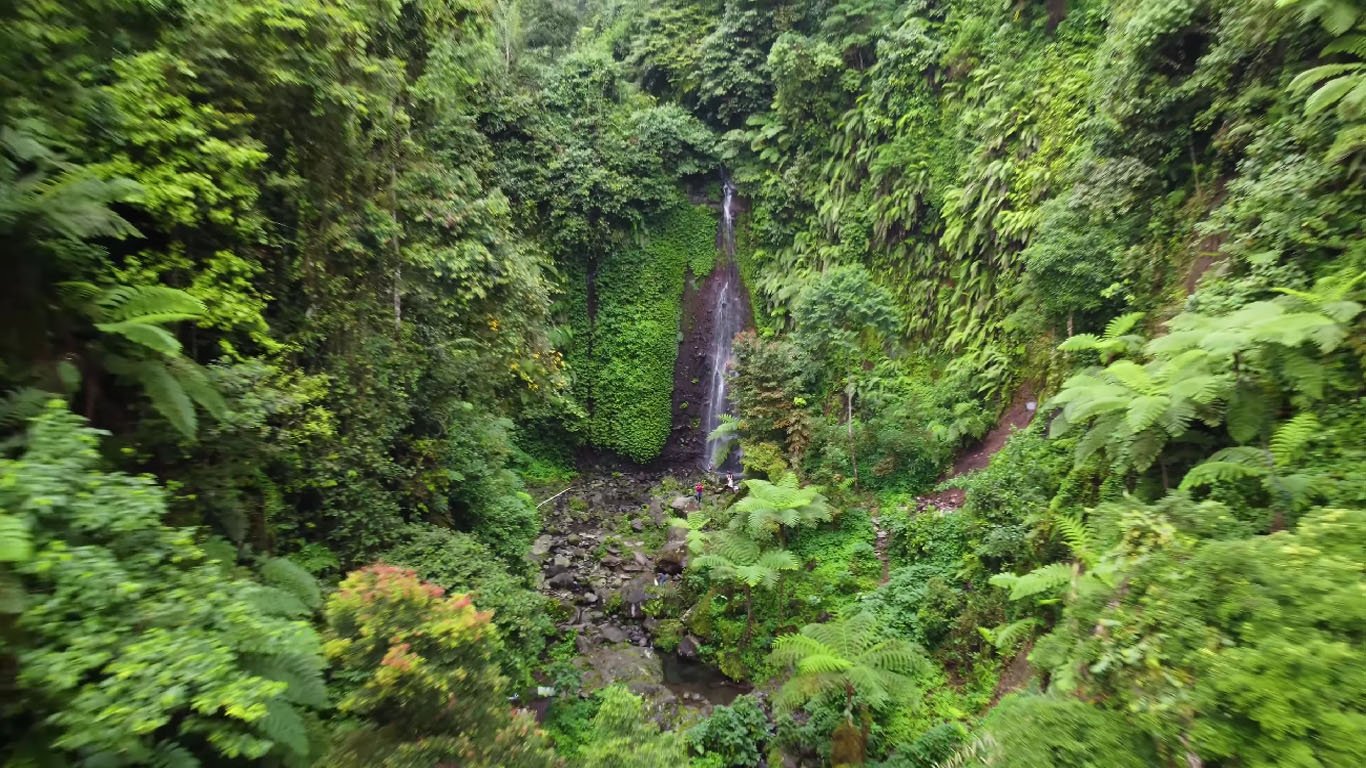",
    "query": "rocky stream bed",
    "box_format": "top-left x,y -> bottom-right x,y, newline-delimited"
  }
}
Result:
528,468 -> 750,718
